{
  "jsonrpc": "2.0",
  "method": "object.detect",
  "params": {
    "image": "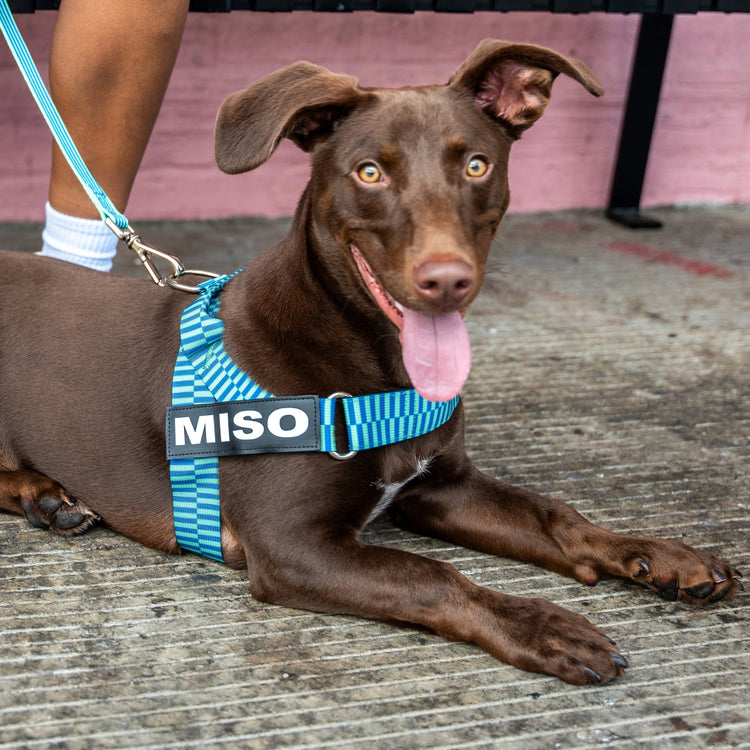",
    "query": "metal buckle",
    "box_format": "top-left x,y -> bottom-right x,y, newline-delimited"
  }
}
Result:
105,219 -> 219,294
326,392 -> 357,461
